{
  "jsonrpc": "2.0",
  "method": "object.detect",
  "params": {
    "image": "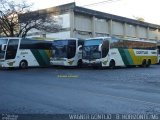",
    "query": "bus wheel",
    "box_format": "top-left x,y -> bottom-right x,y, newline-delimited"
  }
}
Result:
77,60 -> 82,68
109,60 -> 115,69
146,59 -> 151,67
19,60 -> 28,69
141,59 -> 147,67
